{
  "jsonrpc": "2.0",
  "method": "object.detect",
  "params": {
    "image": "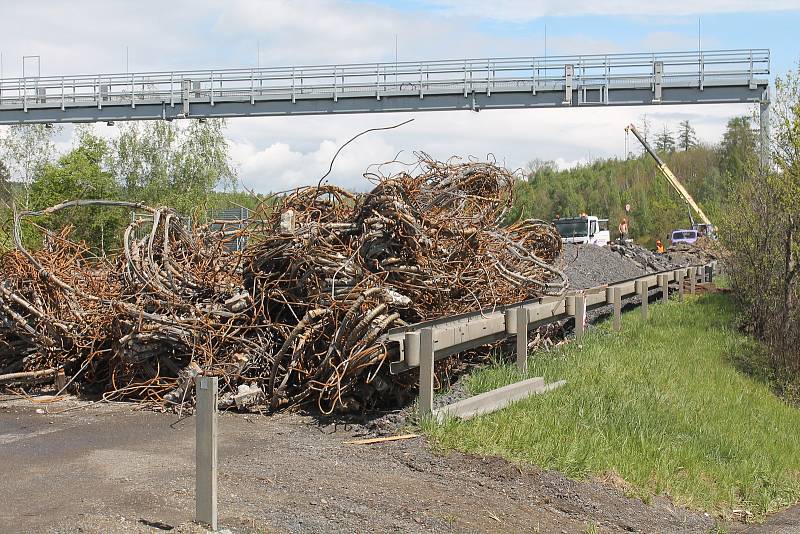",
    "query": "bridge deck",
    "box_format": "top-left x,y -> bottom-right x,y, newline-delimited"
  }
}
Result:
0,49 -> 769,124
